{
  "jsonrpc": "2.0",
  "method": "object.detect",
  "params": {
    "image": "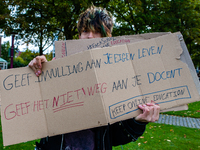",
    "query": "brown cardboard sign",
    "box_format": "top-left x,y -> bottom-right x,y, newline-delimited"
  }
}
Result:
55,32 -> 188,112
55,32 -> 171,59
0,32 -> 199,146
